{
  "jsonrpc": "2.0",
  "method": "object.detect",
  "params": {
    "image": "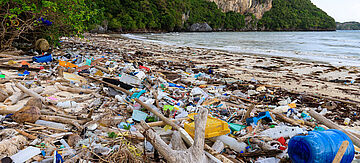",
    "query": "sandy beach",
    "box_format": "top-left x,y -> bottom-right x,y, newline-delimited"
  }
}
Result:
85,33 -> 360,104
